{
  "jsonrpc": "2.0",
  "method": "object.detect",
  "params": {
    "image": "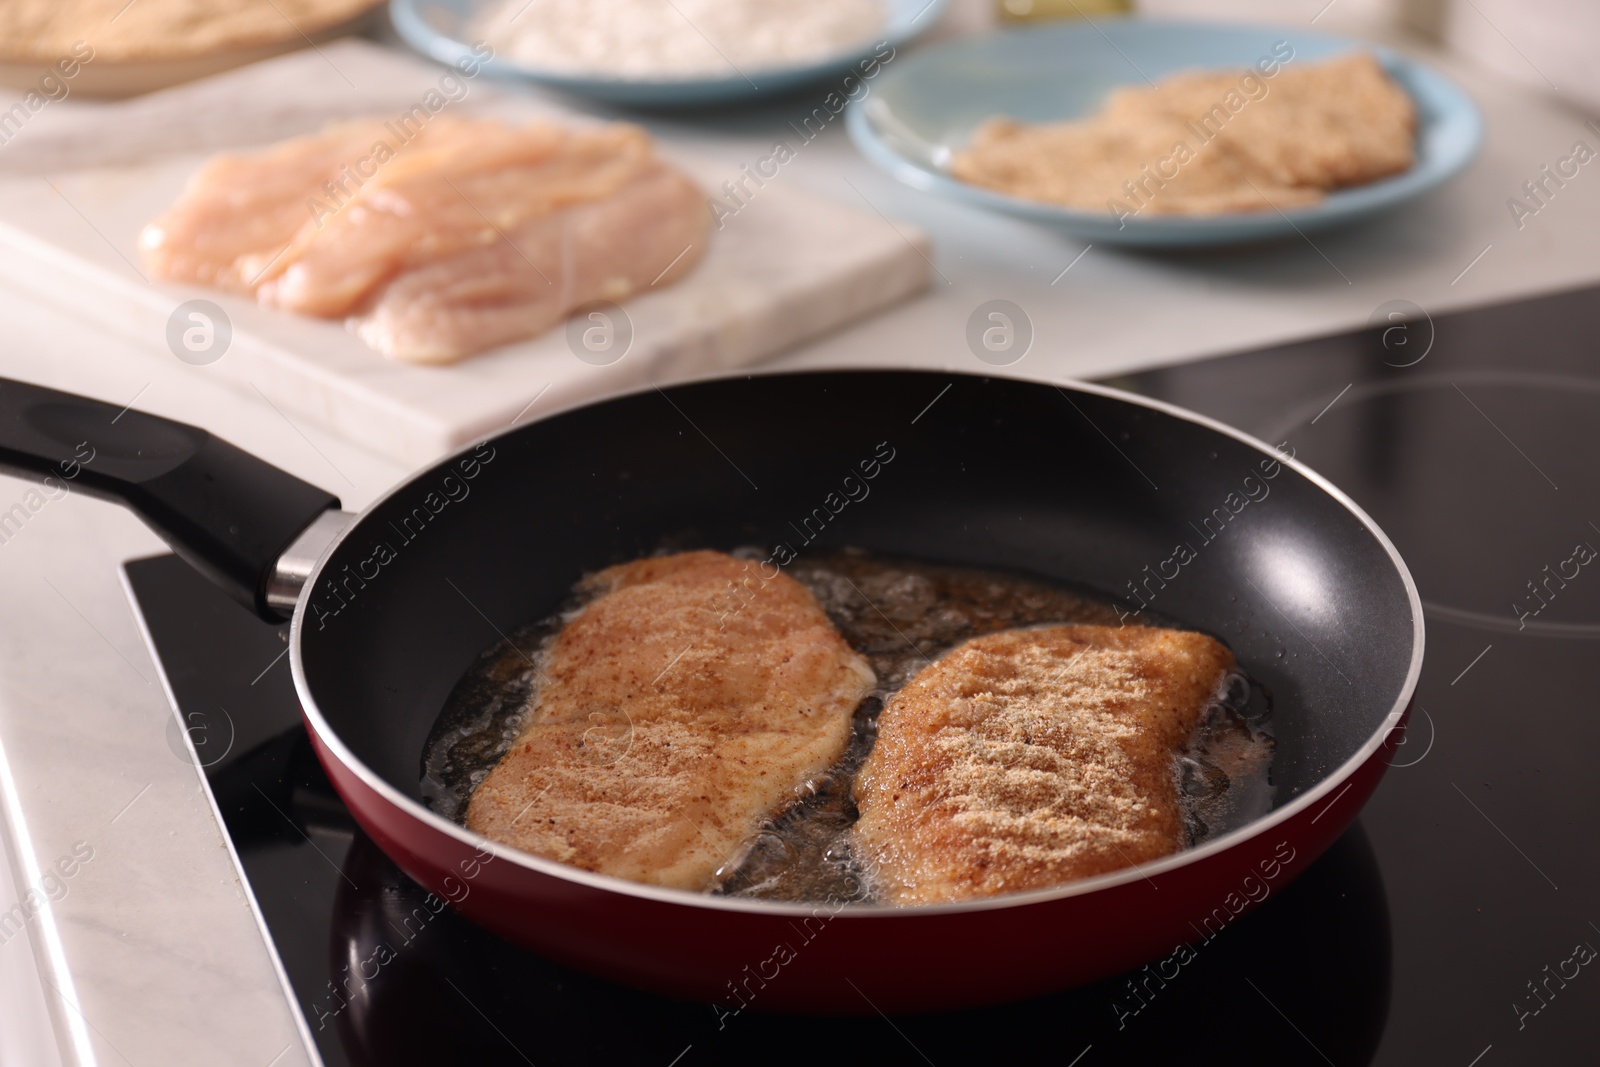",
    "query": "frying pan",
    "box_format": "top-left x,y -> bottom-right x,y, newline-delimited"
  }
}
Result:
0,369 -> 1422,1013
